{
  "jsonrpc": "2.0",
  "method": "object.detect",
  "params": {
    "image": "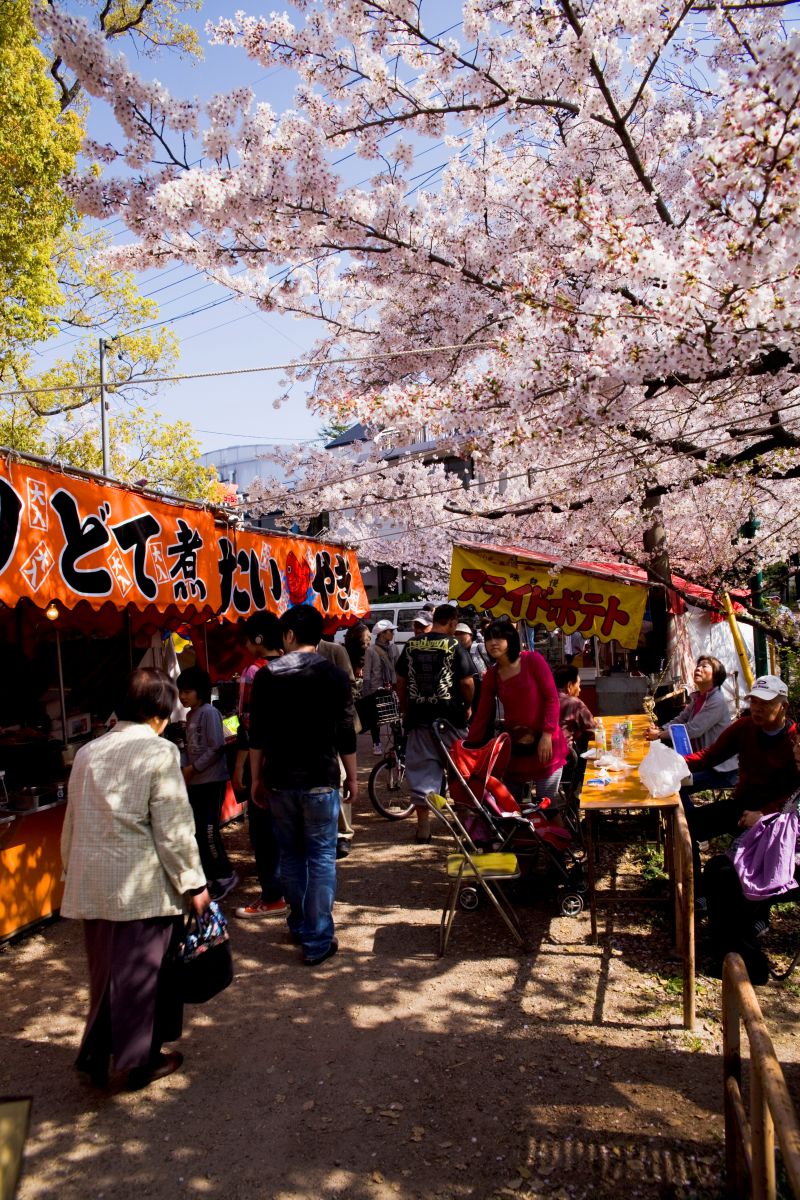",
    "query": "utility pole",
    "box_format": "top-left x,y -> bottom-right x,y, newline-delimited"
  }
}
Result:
99,337 -> 110,476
